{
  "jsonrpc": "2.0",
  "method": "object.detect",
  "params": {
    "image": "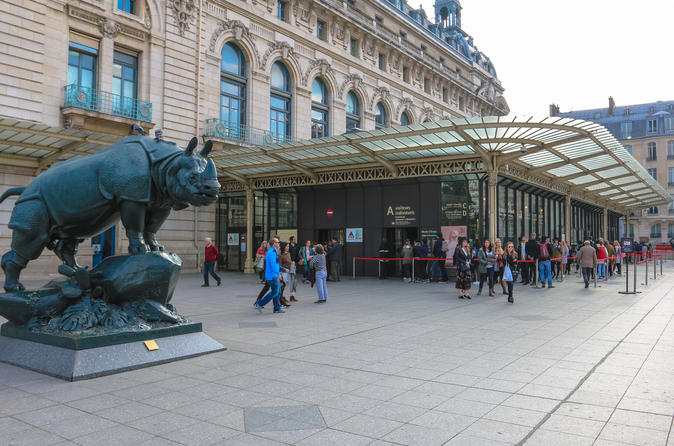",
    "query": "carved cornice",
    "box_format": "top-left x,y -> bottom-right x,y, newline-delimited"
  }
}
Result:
208,19 -> 251,52
301,59 -> 332,86
168,0 -> 197,35
394,97 -> 414,117
338,73 -> 363,98
368,86 -> 390,111
261,41 -> 295,69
